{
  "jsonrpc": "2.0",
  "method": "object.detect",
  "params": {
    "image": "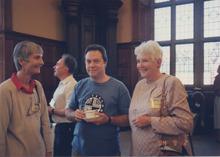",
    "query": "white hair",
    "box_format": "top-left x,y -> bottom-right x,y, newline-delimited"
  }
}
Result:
134,40 -> 163,61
